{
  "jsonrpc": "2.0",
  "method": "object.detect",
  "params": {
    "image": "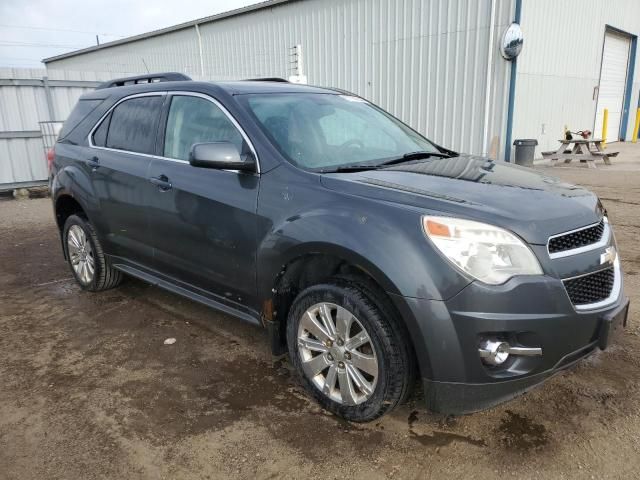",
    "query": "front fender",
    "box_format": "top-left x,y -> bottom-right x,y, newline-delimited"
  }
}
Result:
256,176 -> 471,304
